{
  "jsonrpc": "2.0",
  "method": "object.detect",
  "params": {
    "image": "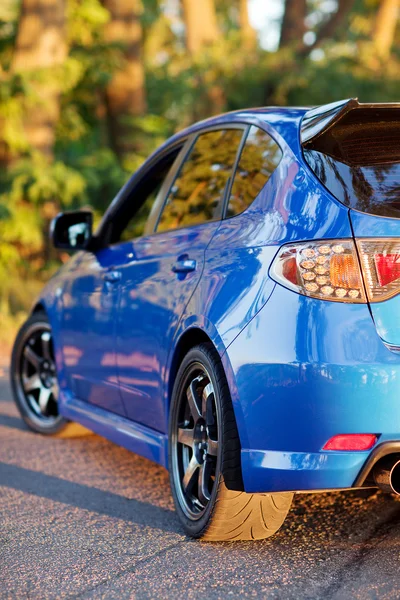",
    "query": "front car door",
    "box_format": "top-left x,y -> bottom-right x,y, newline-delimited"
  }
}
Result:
58,147 -> 182,416
58,245 -> 125,414
113,127 -> 246,432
